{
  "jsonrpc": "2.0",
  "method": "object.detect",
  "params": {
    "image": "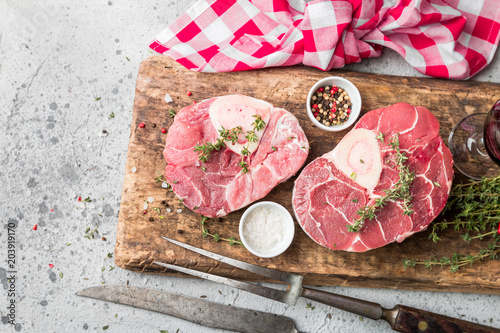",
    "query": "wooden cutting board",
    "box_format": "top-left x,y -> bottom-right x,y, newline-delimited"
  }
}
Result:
115,55 -> 500,295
